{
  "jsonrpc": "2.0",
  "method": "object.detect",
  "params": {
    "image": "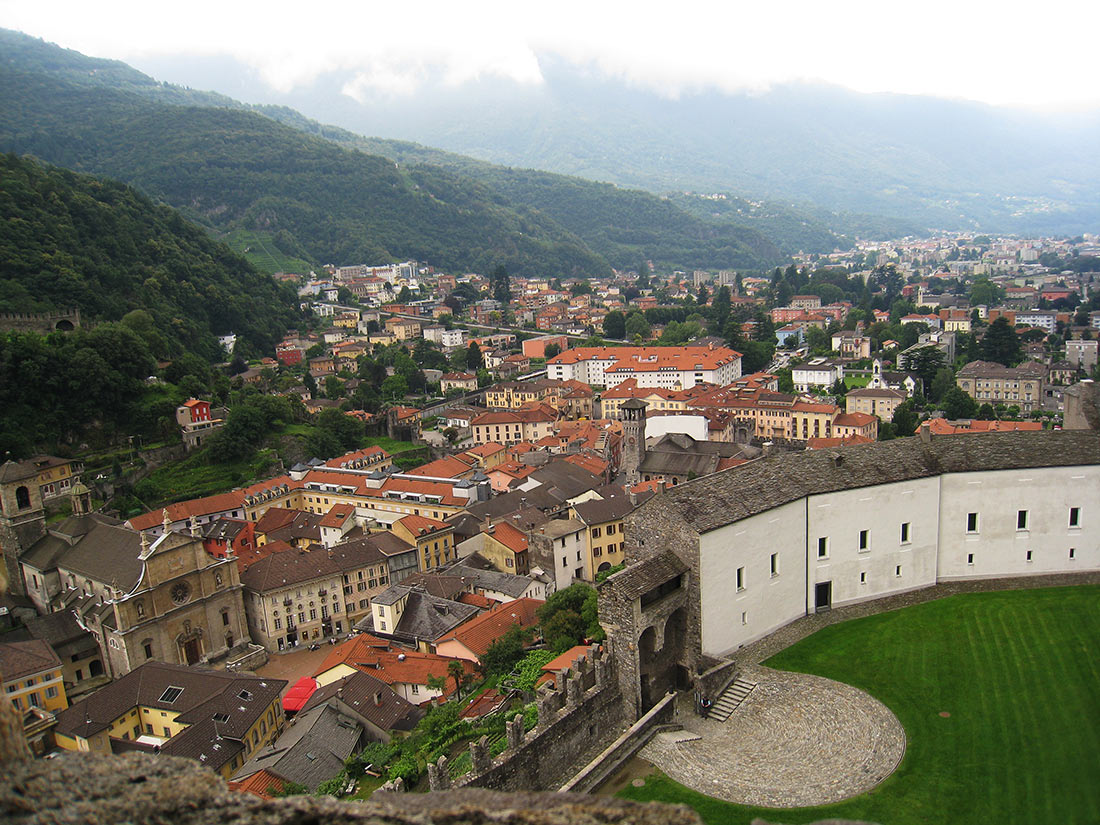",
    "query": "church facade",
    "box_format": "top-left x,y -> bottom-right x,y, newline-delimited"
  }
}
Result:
12,481 -> 248,679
